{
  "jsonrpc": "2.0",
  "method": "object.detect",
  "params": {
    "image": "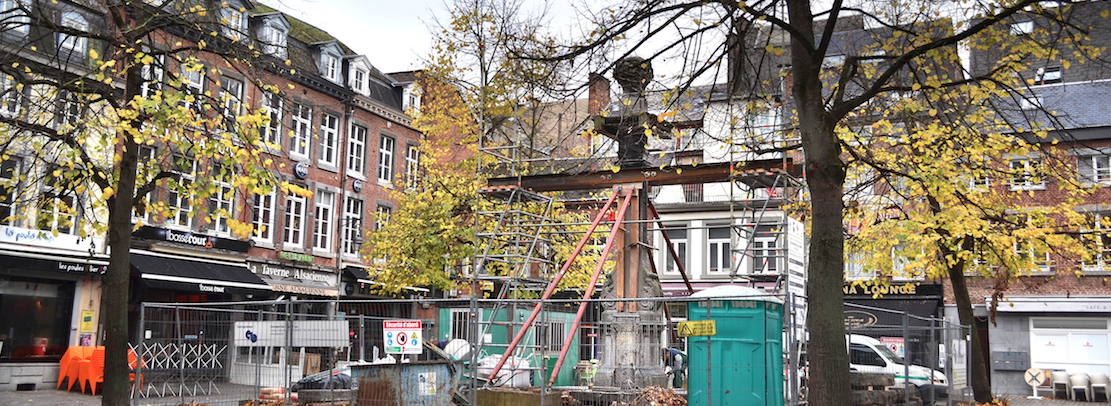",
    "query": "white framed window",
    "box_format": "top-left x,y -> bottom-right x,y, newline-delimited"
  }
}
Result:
219,76 -> 243,120
140,53 -> 165,98
403,85 -> 421,113
57,12 -> 88,56
290,103 -> 312,159
251,191 -> 275,243
313,190 -> 334,251
181,63 -> 205,112
221,6 -> 245,40
1029,318 -> 1109,375
377,134 -> 395,184
752,237 -> 779,274
261,93 -> 283,147
321,53 -> 339,83
1020,95 -> 1042,110
968,173 -> 991,191
1081,213 -> 1111,273
318,113 -> 339,167
1079,155 -> 1111,185
1035,67 -> 1062,85
208,164 -> 235,236
1011,21 -> 1034,36
1,0 -> 30,36
405,144 -> 420,190
375,204 -> 391,231
352,68 -> 367,93
132,145 -> 156,223
0,72 -> 21,117
0,158 -> 17,225
56,91 -> 82,130
342,196 -> 363,256
260,23 -> 288,58
1014,240 -> 1053,274
347,124 -> 367,175
283,192 -> 307,247
167,154 -> 195,229
707,226 -> 731,273
38,167 -> 78,235
1009,158 -> 1046,190
663,226 -> 687,274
